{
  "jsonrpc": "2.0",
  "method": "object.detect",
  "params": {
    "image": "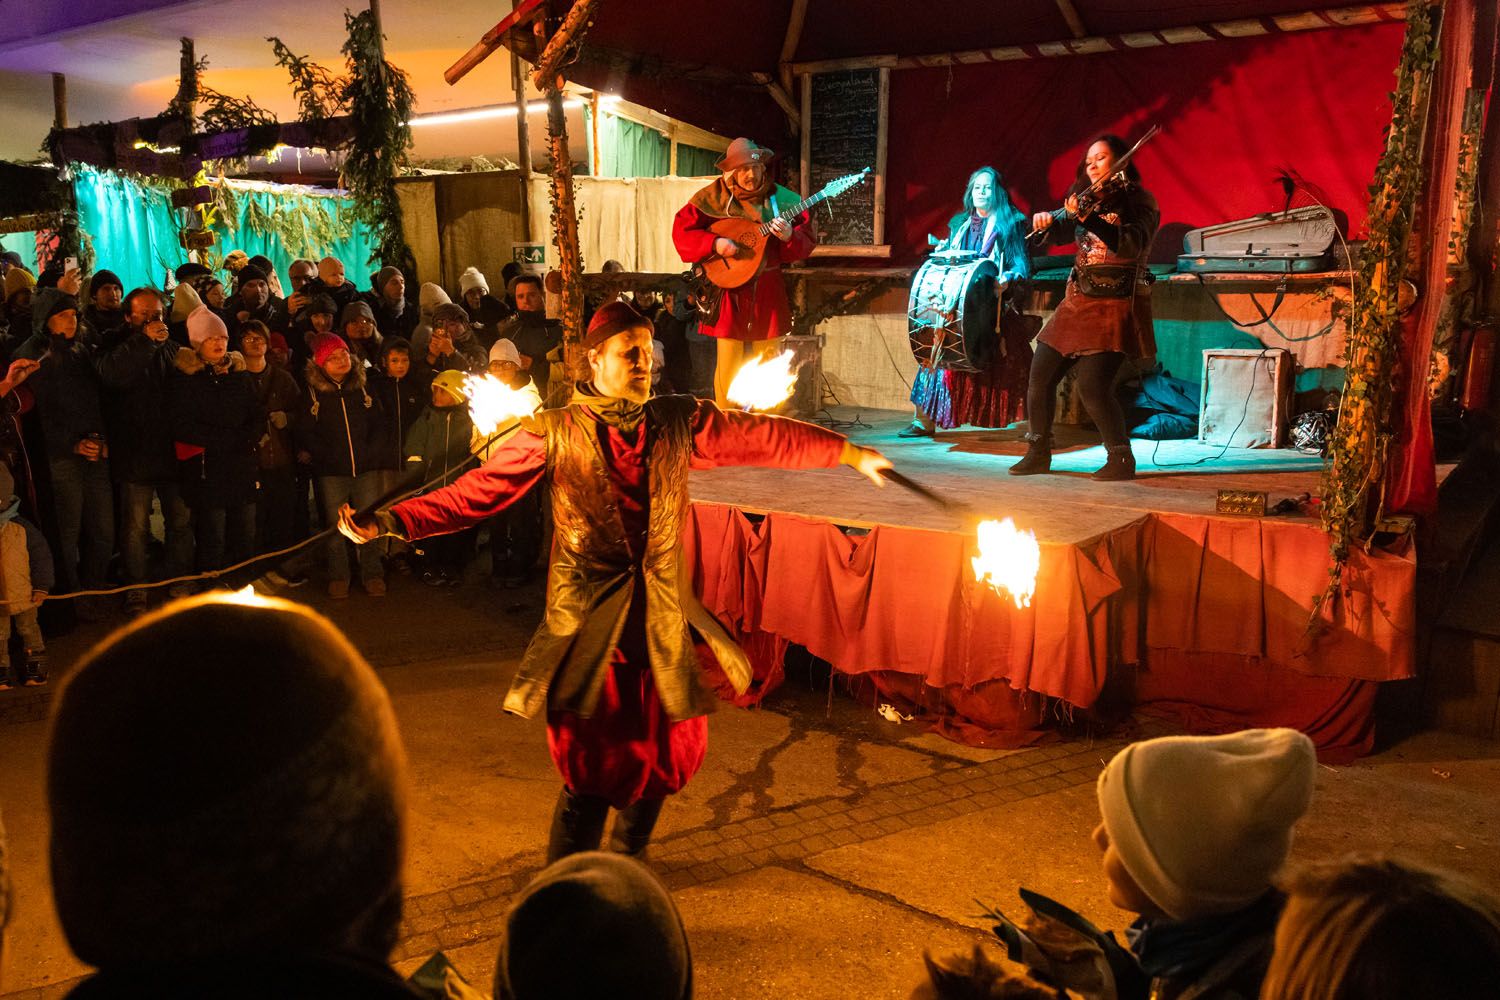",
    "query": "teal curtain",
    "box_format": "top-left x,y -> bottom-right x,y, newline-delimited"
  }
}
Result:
70,165 -> 378,293
675,144 -> 720,177
0,233 -> 39,273
585,109 -> 671,178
